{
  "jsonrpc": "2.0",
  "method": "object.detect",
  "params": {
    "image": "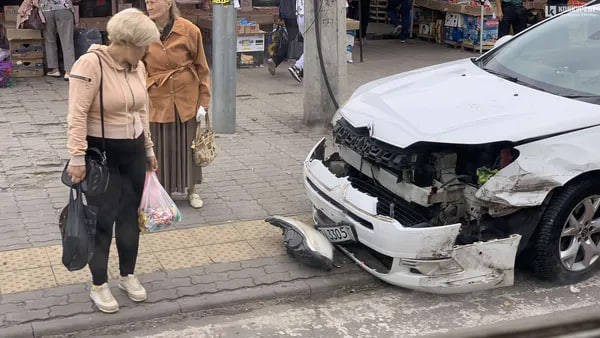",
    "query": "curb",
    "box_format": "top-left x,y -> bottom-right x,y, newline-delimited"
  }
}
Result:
3,272 -> 379,337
